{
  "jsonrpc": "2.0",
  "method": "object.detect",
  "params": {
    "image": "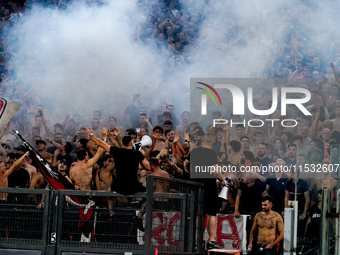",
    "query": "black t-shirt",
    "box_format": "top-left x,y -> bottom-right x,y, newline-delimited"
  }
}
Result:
284,157 -> 296,167
239,181 -> 265,214
265,177 -> 288,213
306,204 -> 321,237
190,147 -> 218,178
253,157 -> 272,170
190,147 -> 218,193
7,168 -> 30,188
109,146 -> 144,194
284,179 -> 309,213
